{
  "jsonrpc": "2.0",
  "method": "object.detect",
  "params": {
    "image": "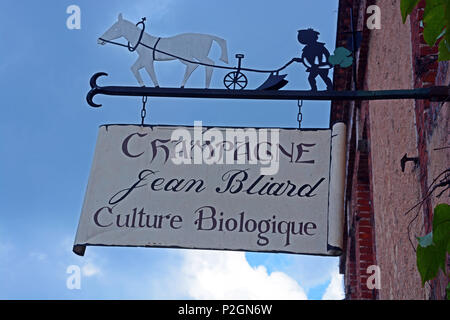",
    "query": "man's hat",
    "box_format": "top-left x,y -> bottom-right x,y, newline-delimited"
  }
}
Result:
297,28 -> 320,35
